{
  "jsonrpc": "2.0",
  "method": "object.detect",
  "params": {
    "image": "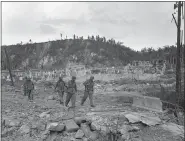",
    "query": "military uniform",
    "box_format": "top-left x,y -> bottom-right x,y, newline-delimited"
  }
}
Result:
81,77 -> 95,107
55,79 -> 66,104
65,77 -> 77,107
23,77 -> 28,96
27,79 -> 34,101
